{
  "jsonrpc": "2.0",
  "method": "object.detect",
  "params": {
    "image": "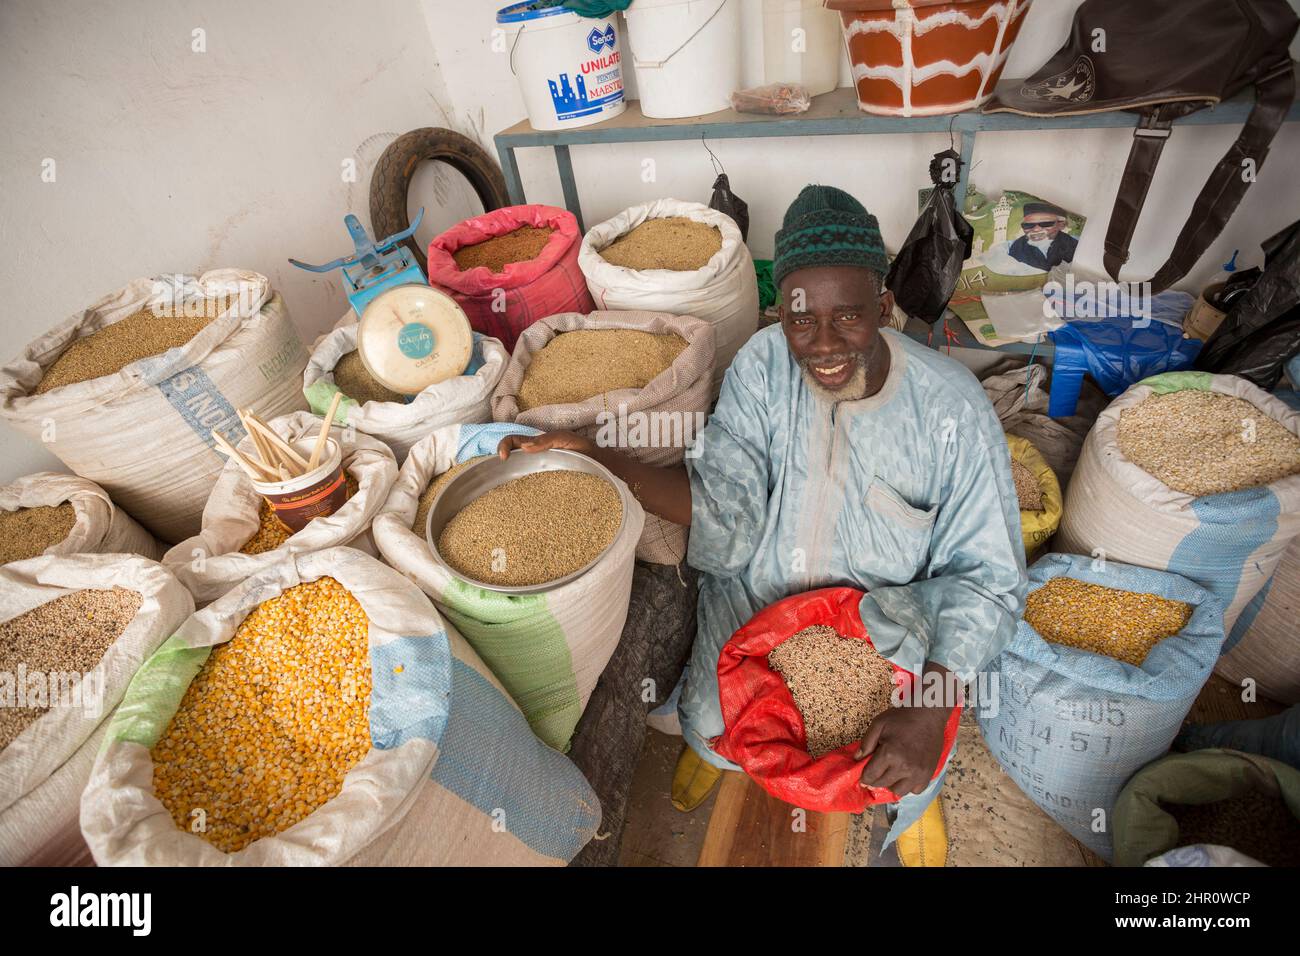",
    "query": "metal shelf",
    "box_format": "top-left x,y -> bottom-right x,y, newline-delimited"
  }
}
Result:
494,73 -> 1298,358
